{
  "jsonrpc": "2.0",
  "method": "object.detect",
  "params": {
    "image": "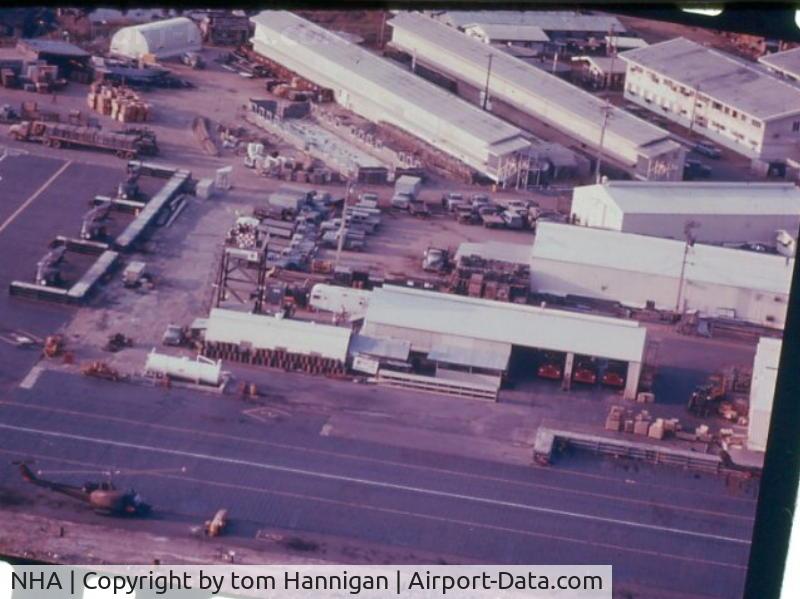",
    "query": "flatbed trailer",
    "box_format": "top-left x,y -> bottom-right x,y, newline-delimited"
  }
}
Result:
9,120 -> 158,159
